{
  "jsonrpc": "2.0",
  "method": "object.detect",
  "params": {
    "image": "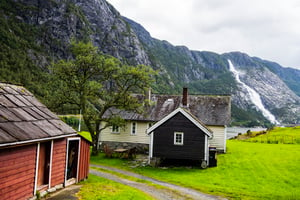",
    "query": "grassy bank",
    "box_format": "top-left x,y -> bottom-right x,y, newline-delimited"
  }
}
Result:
245,126 -> 300,144
90,140 -> 300,199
